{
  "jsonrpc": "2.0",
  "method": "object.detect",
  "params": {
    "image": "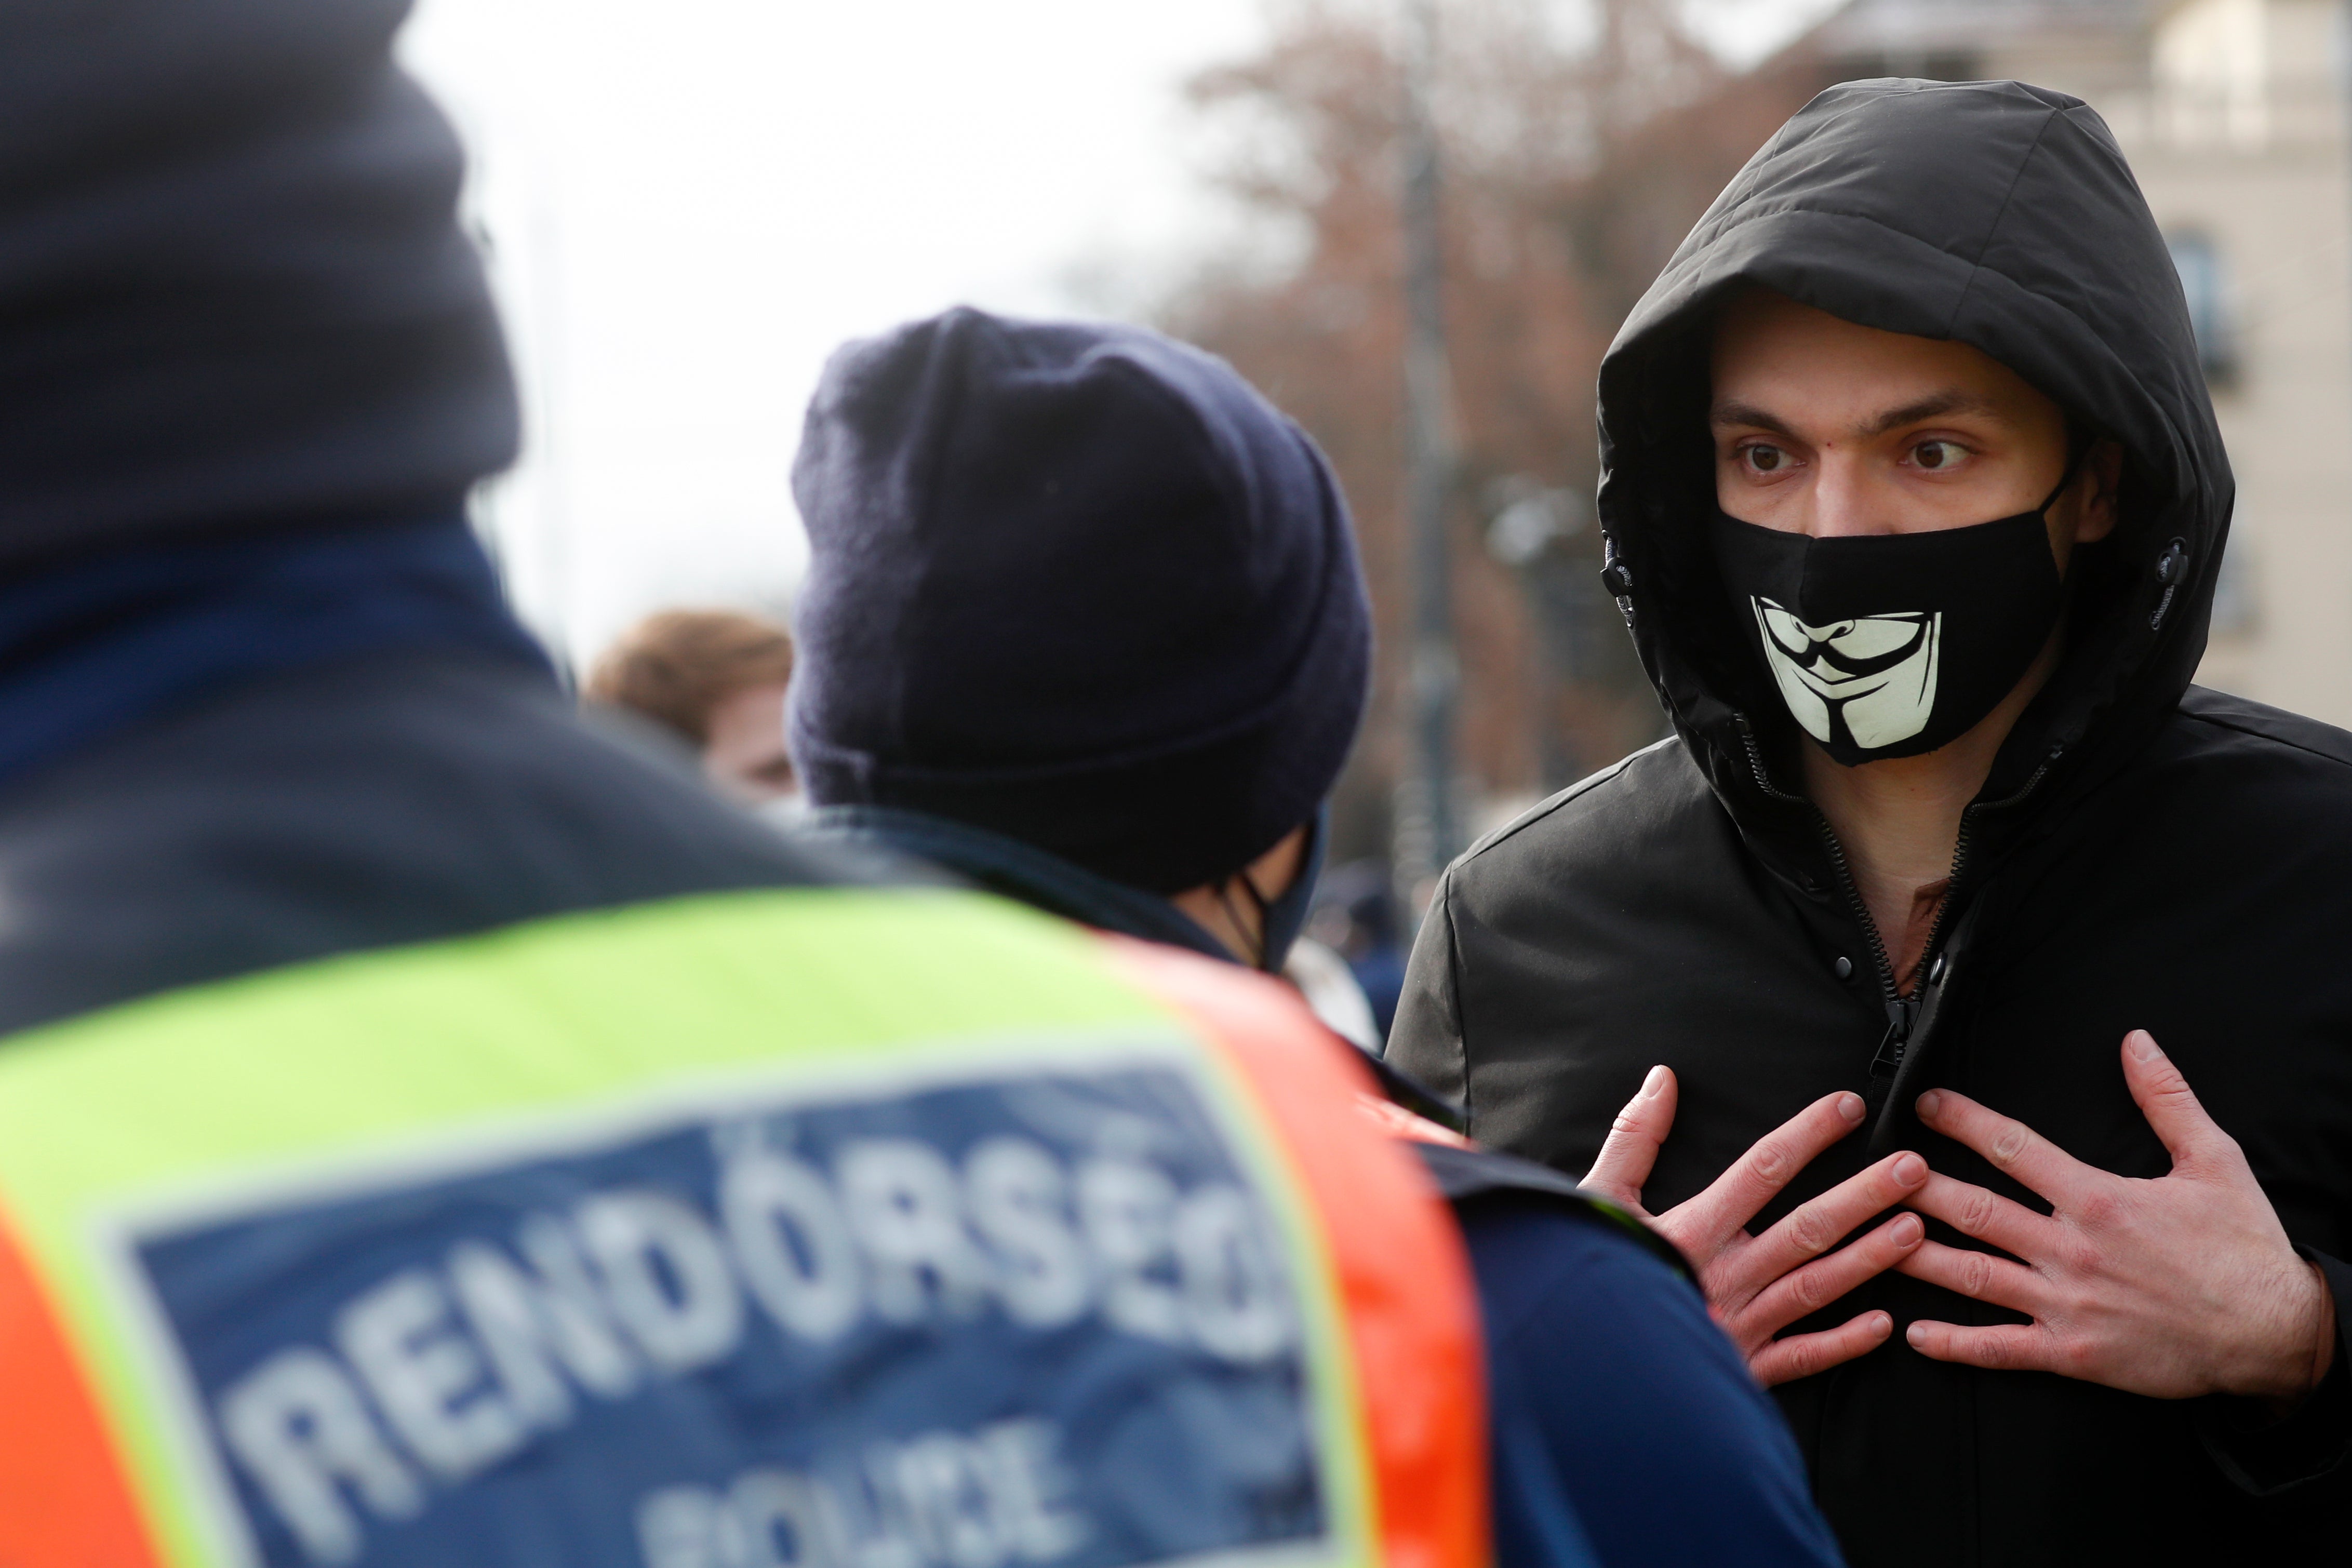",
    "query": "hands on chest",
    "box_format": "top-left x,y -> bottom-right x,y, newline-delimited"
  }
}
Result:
1581,1068 -> 1931,1386
1899,1030 -> 2334,1408
1587,1031 -> 2337,1406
